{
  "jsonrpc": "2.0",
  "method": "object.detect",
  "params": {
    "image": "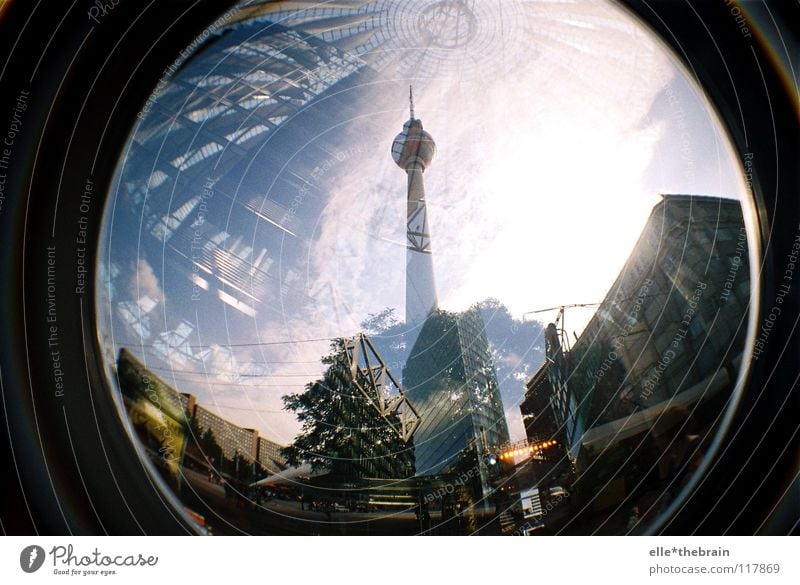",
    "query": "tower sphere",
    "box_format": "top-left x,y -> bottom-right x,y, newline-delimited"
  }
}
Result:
391,118 -> 436,170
